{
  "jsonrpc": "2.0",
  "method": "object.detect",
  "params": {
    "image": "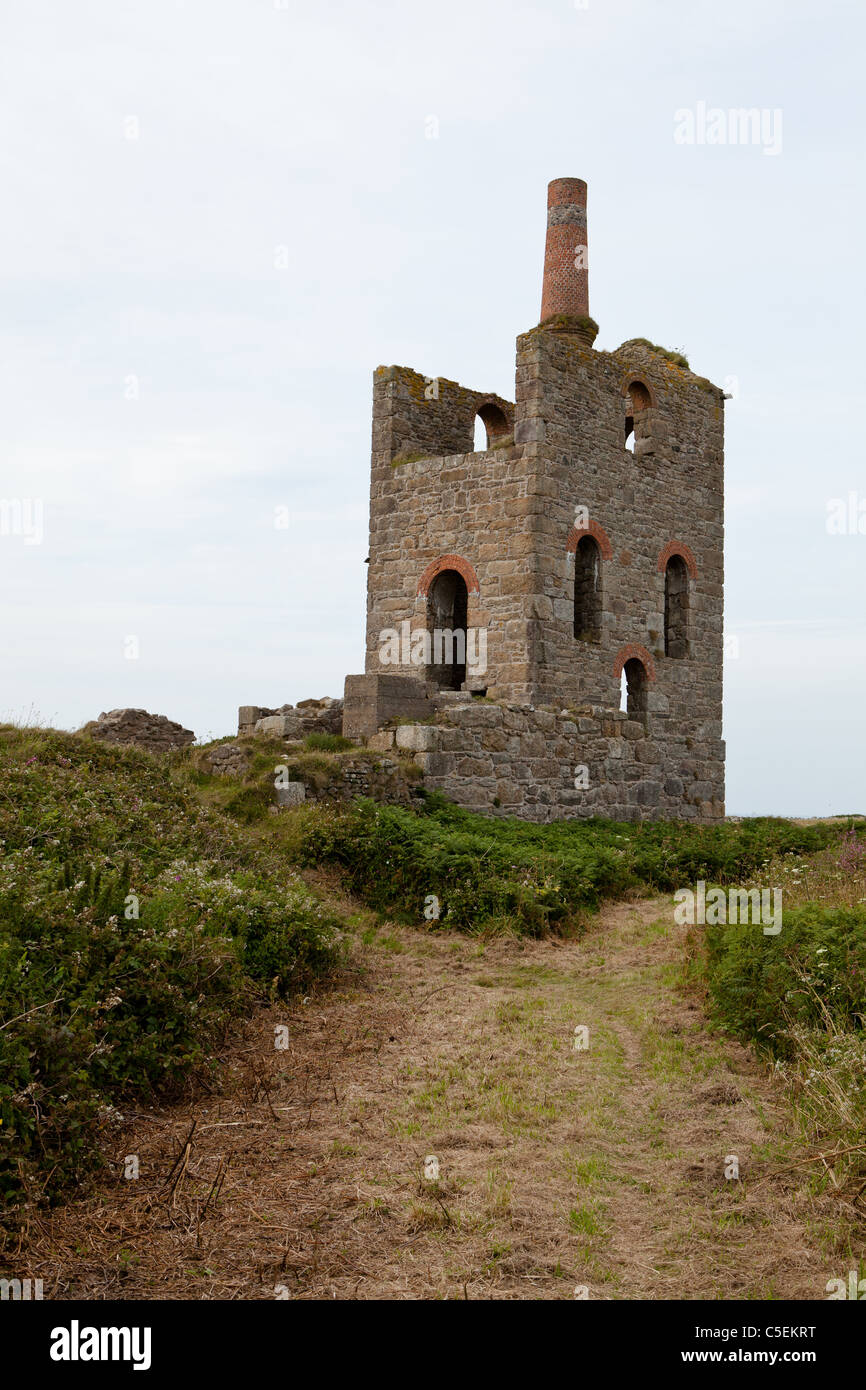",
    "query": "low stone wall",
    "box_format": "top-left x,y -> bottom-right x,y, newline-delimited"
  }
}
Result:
307,755 -> 423,808
370,698 -> 724,823
83,709 -> 195,753
205,742 -> 252,777
202,737 -> 423,810
238,698 -> 343,739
